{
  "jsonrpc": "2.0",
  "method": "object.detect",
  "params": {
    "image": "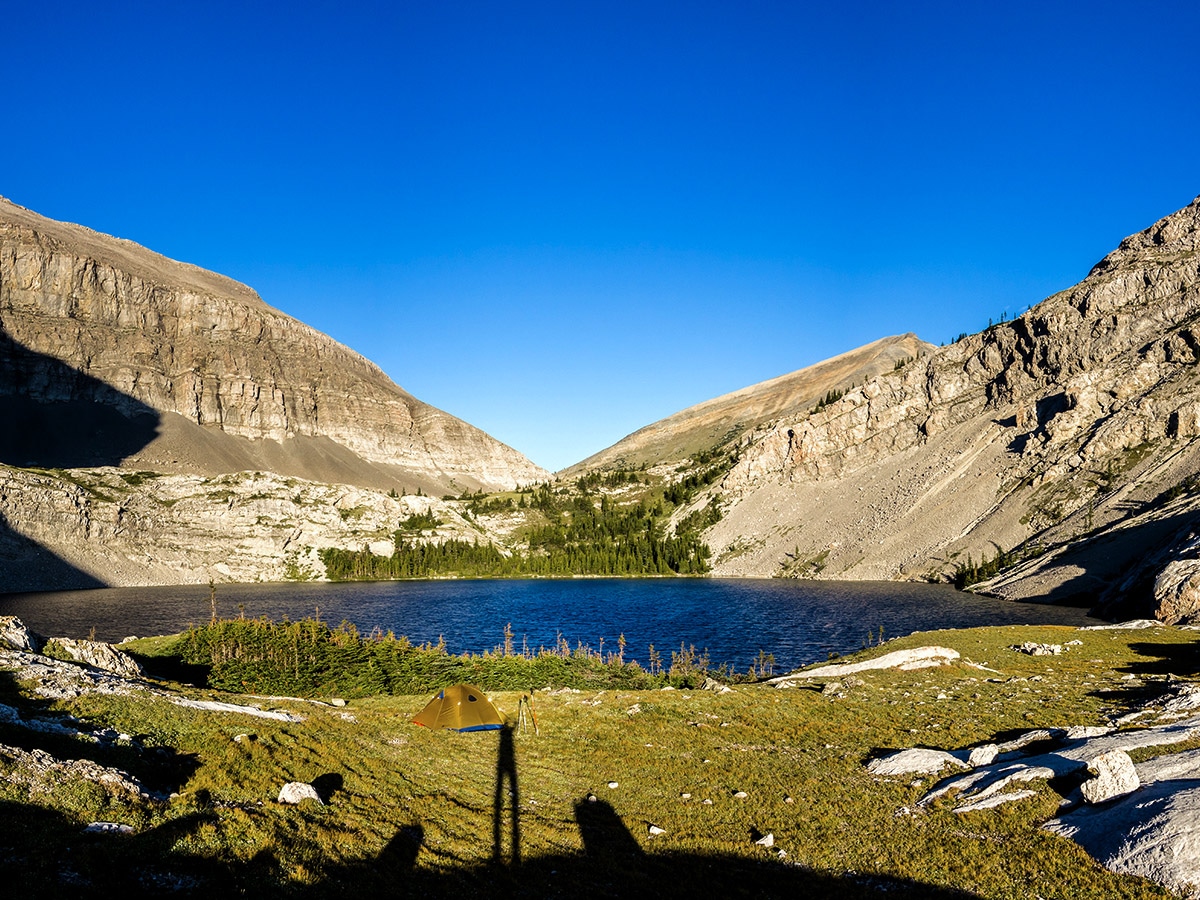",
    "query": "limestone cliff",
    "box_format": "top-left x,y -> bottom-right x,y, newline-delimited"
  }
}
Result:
701,194 -> 1200,617
0,465 -> 493,591
0,196 -> 547,494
